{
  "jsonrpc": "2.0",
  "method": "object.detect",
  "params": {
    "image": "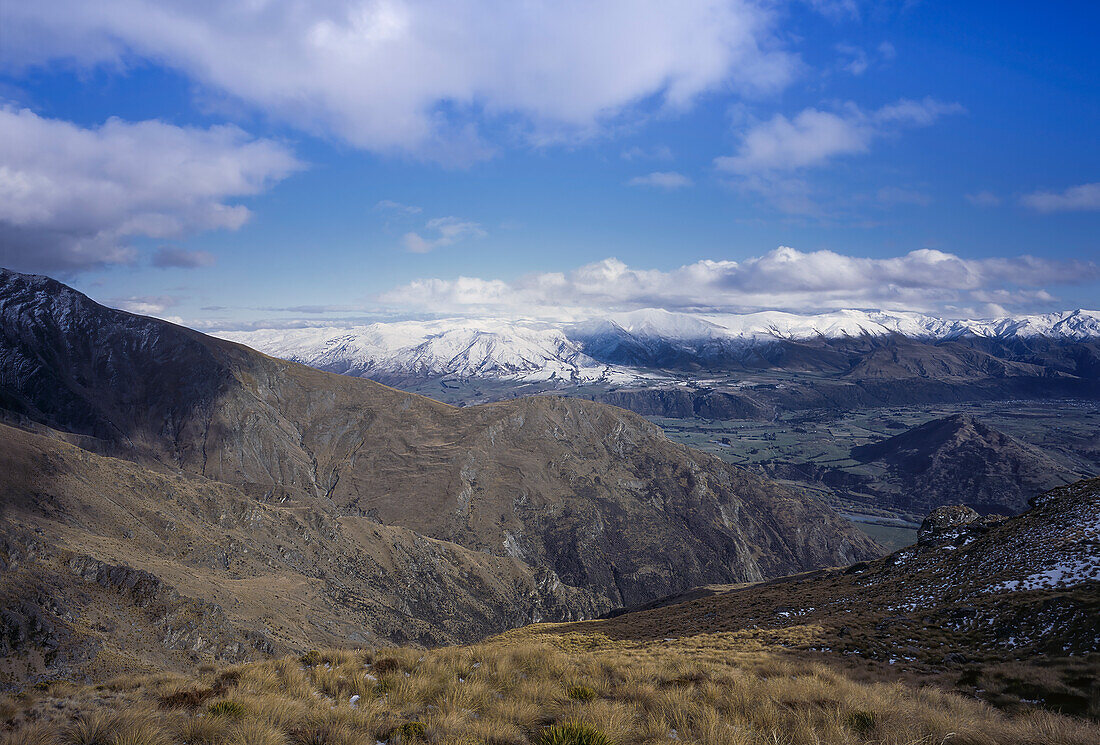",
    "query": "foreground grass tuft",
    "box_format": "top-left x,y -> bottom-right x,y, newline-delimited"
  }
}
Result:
566,686 -> 597,703
533,722 -> 611,745
3,633 -> 1097,745
389,721 -> 426,741
206,699 -> 248,718
843,709 -> 876,736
